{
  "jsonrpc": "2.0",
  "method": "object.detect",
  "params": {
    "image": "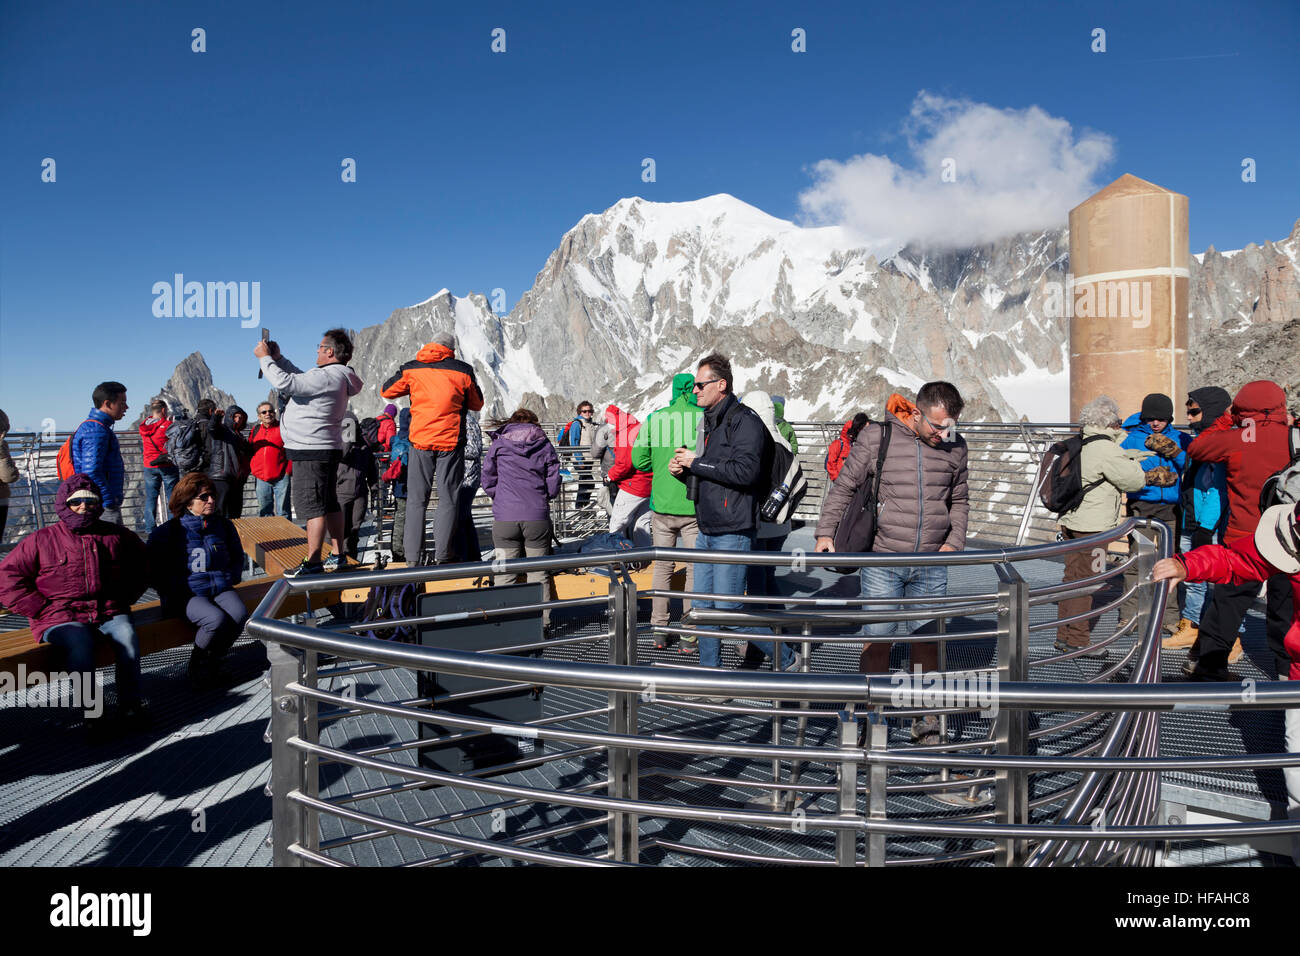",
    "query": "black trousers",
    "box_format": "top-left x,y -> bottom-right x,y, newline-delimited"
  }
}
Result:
1194,573 -> 1294,677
